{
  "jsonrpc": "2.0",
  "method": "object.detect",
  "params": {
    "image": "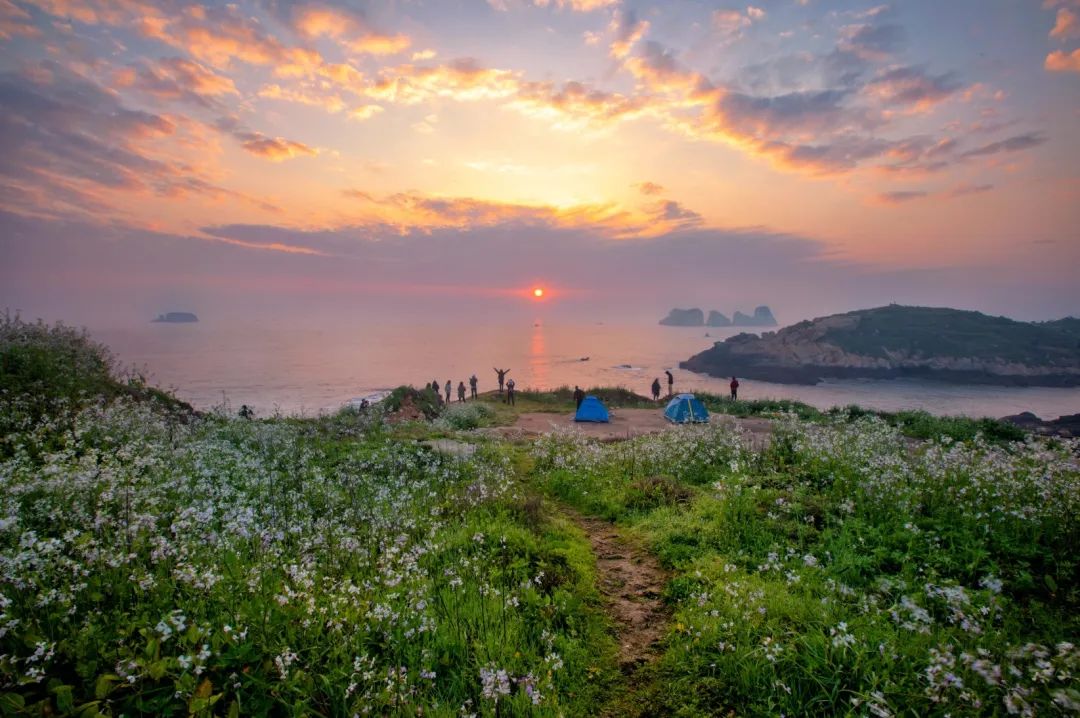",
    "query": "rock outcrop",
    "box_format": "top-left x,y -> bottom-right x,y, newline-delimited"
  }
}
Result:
733,306 -> 777,327
706,311 -> 731,327
1001,412 -> 1080,438
660,308 -> 705,326
661,306 -> 776,327
681,305 -> 1080,386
